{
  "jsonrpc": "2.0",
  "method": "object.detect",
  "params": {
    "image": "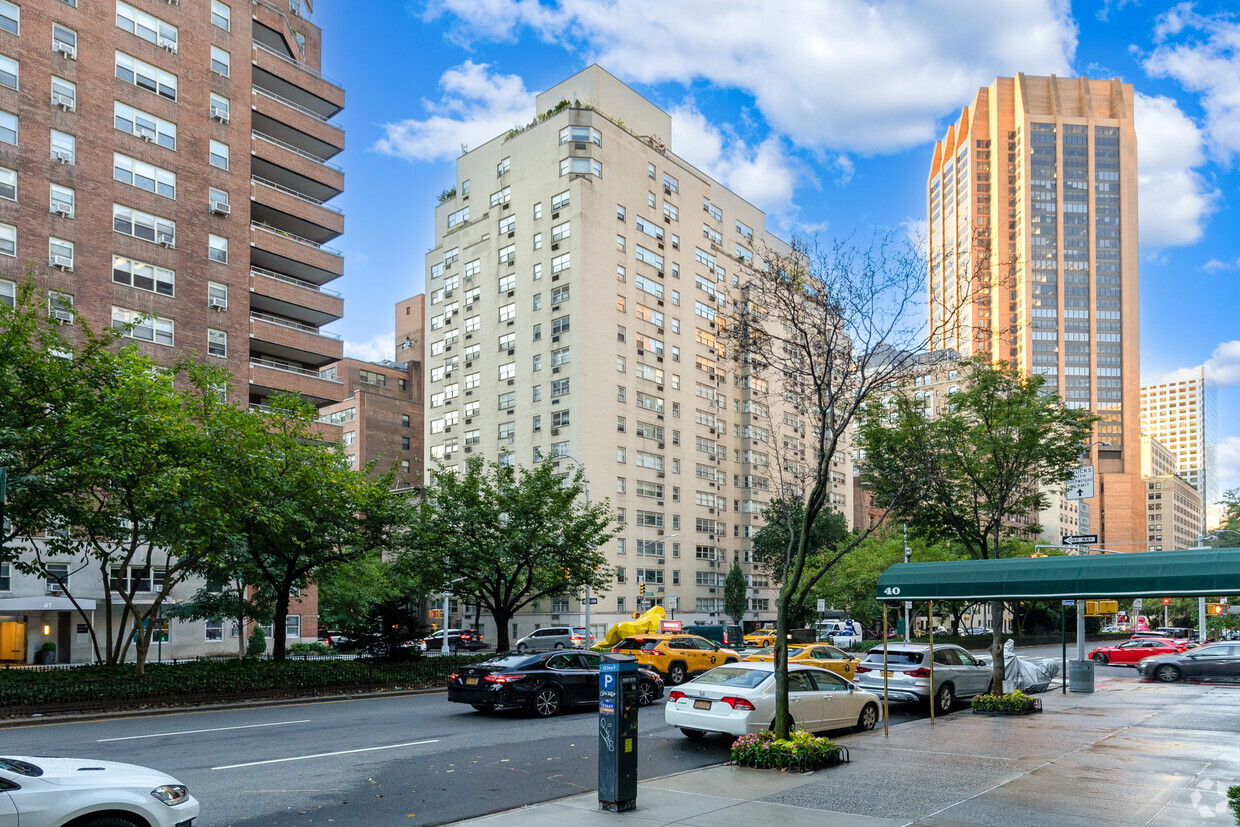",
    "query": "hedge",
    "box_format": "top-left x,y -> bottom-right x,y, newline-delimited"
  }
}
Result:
0,654 -> 490,717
